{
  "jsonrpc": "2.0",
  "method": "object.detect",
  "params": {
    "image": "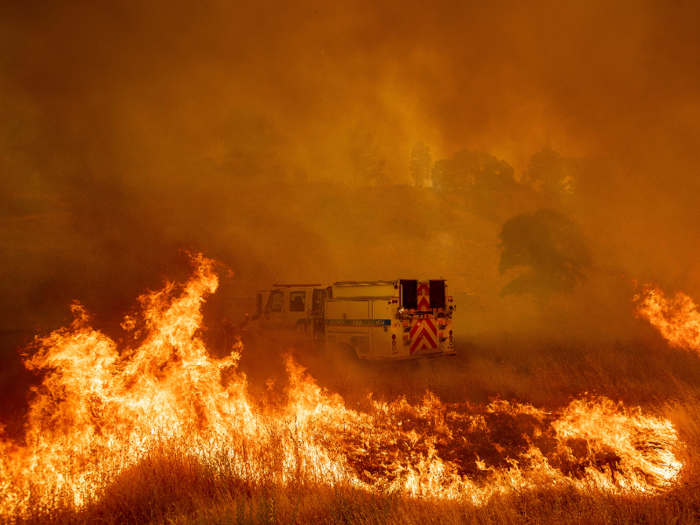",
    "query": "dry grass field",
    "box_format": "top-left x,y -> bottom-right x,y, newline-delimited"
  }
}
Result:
2,258 -> 700,525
